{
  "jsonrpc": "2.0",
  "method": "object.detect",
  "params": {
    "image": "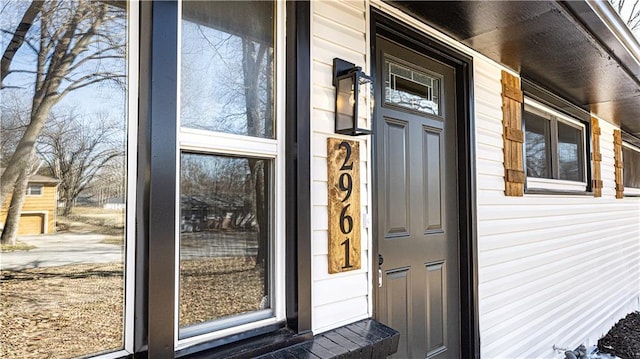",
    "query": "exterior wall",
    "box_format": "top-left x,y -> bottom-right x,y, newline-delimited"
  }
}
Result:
1,182 -> 57,235
474,59 -> 640,357
310,0 -> 373,333
309,0 -> 640,354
